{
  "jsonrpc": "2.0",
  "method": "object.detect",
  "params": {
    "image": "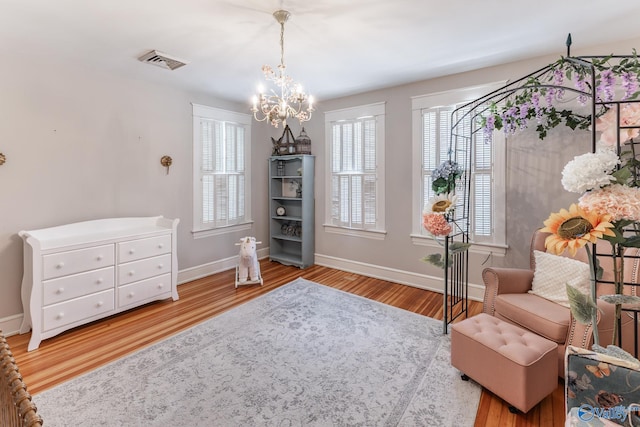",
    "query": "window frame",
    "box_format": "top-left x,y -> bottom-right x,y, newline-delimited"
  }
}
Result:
324,102 -> 386,240
192,103 -> 252,239
410,82 -> 507,253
